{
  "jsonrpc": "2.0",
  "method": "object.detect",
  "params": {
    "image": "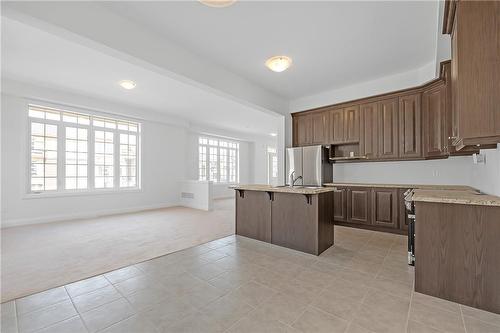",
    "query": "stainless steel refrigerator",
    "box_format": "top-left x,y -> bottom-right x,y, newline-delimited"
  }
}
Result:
285,146 -> 332,186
